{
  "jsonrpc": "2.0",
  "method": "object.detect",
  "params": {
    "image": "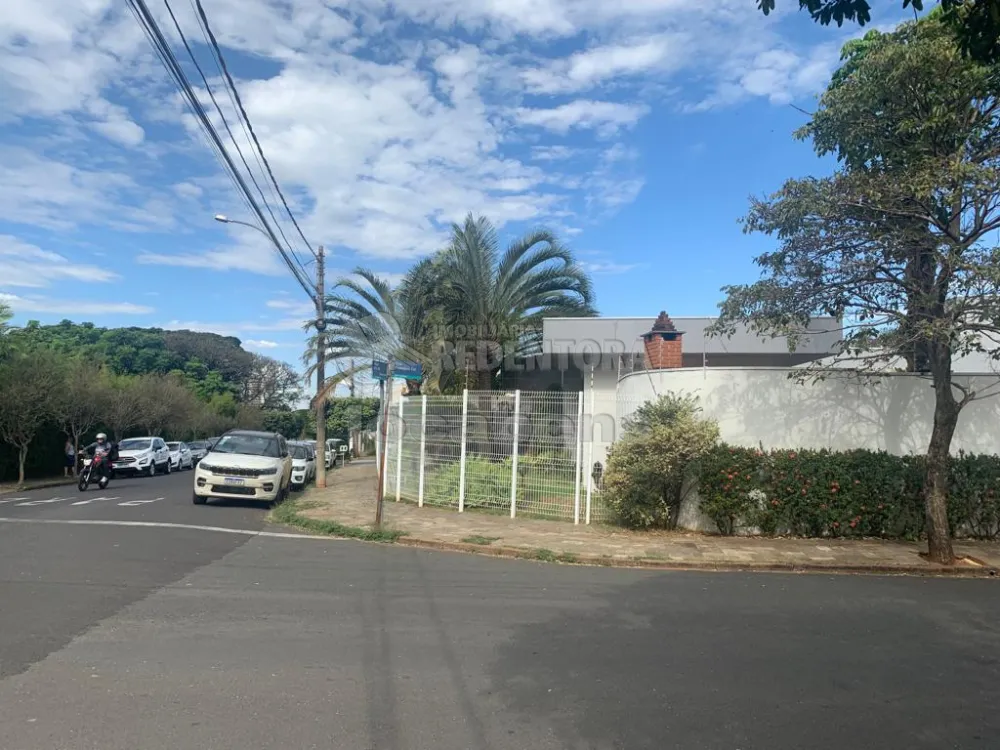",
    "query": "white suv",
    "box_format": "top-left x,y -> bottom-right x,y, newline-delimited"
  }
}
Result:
114,437 -> 172,477
193,430 -> 293,506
